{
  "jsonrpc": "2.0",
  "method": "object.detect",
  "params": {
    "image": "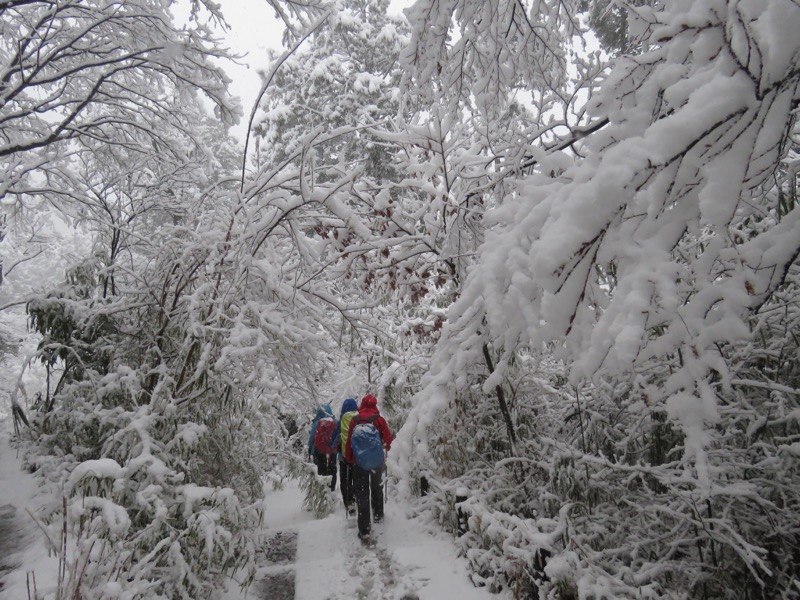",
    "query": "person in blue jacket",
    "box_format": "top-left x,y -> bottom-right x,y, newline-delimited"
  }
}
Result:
308,403 -> 337,491
345,394 -> 393,541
